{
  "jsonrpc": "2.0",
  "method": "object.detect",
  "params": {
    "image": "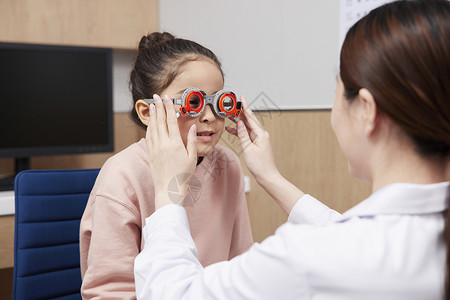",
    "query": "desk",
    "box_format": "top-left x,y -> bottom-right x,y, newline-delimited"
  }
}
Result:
0,191 -> 14,269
